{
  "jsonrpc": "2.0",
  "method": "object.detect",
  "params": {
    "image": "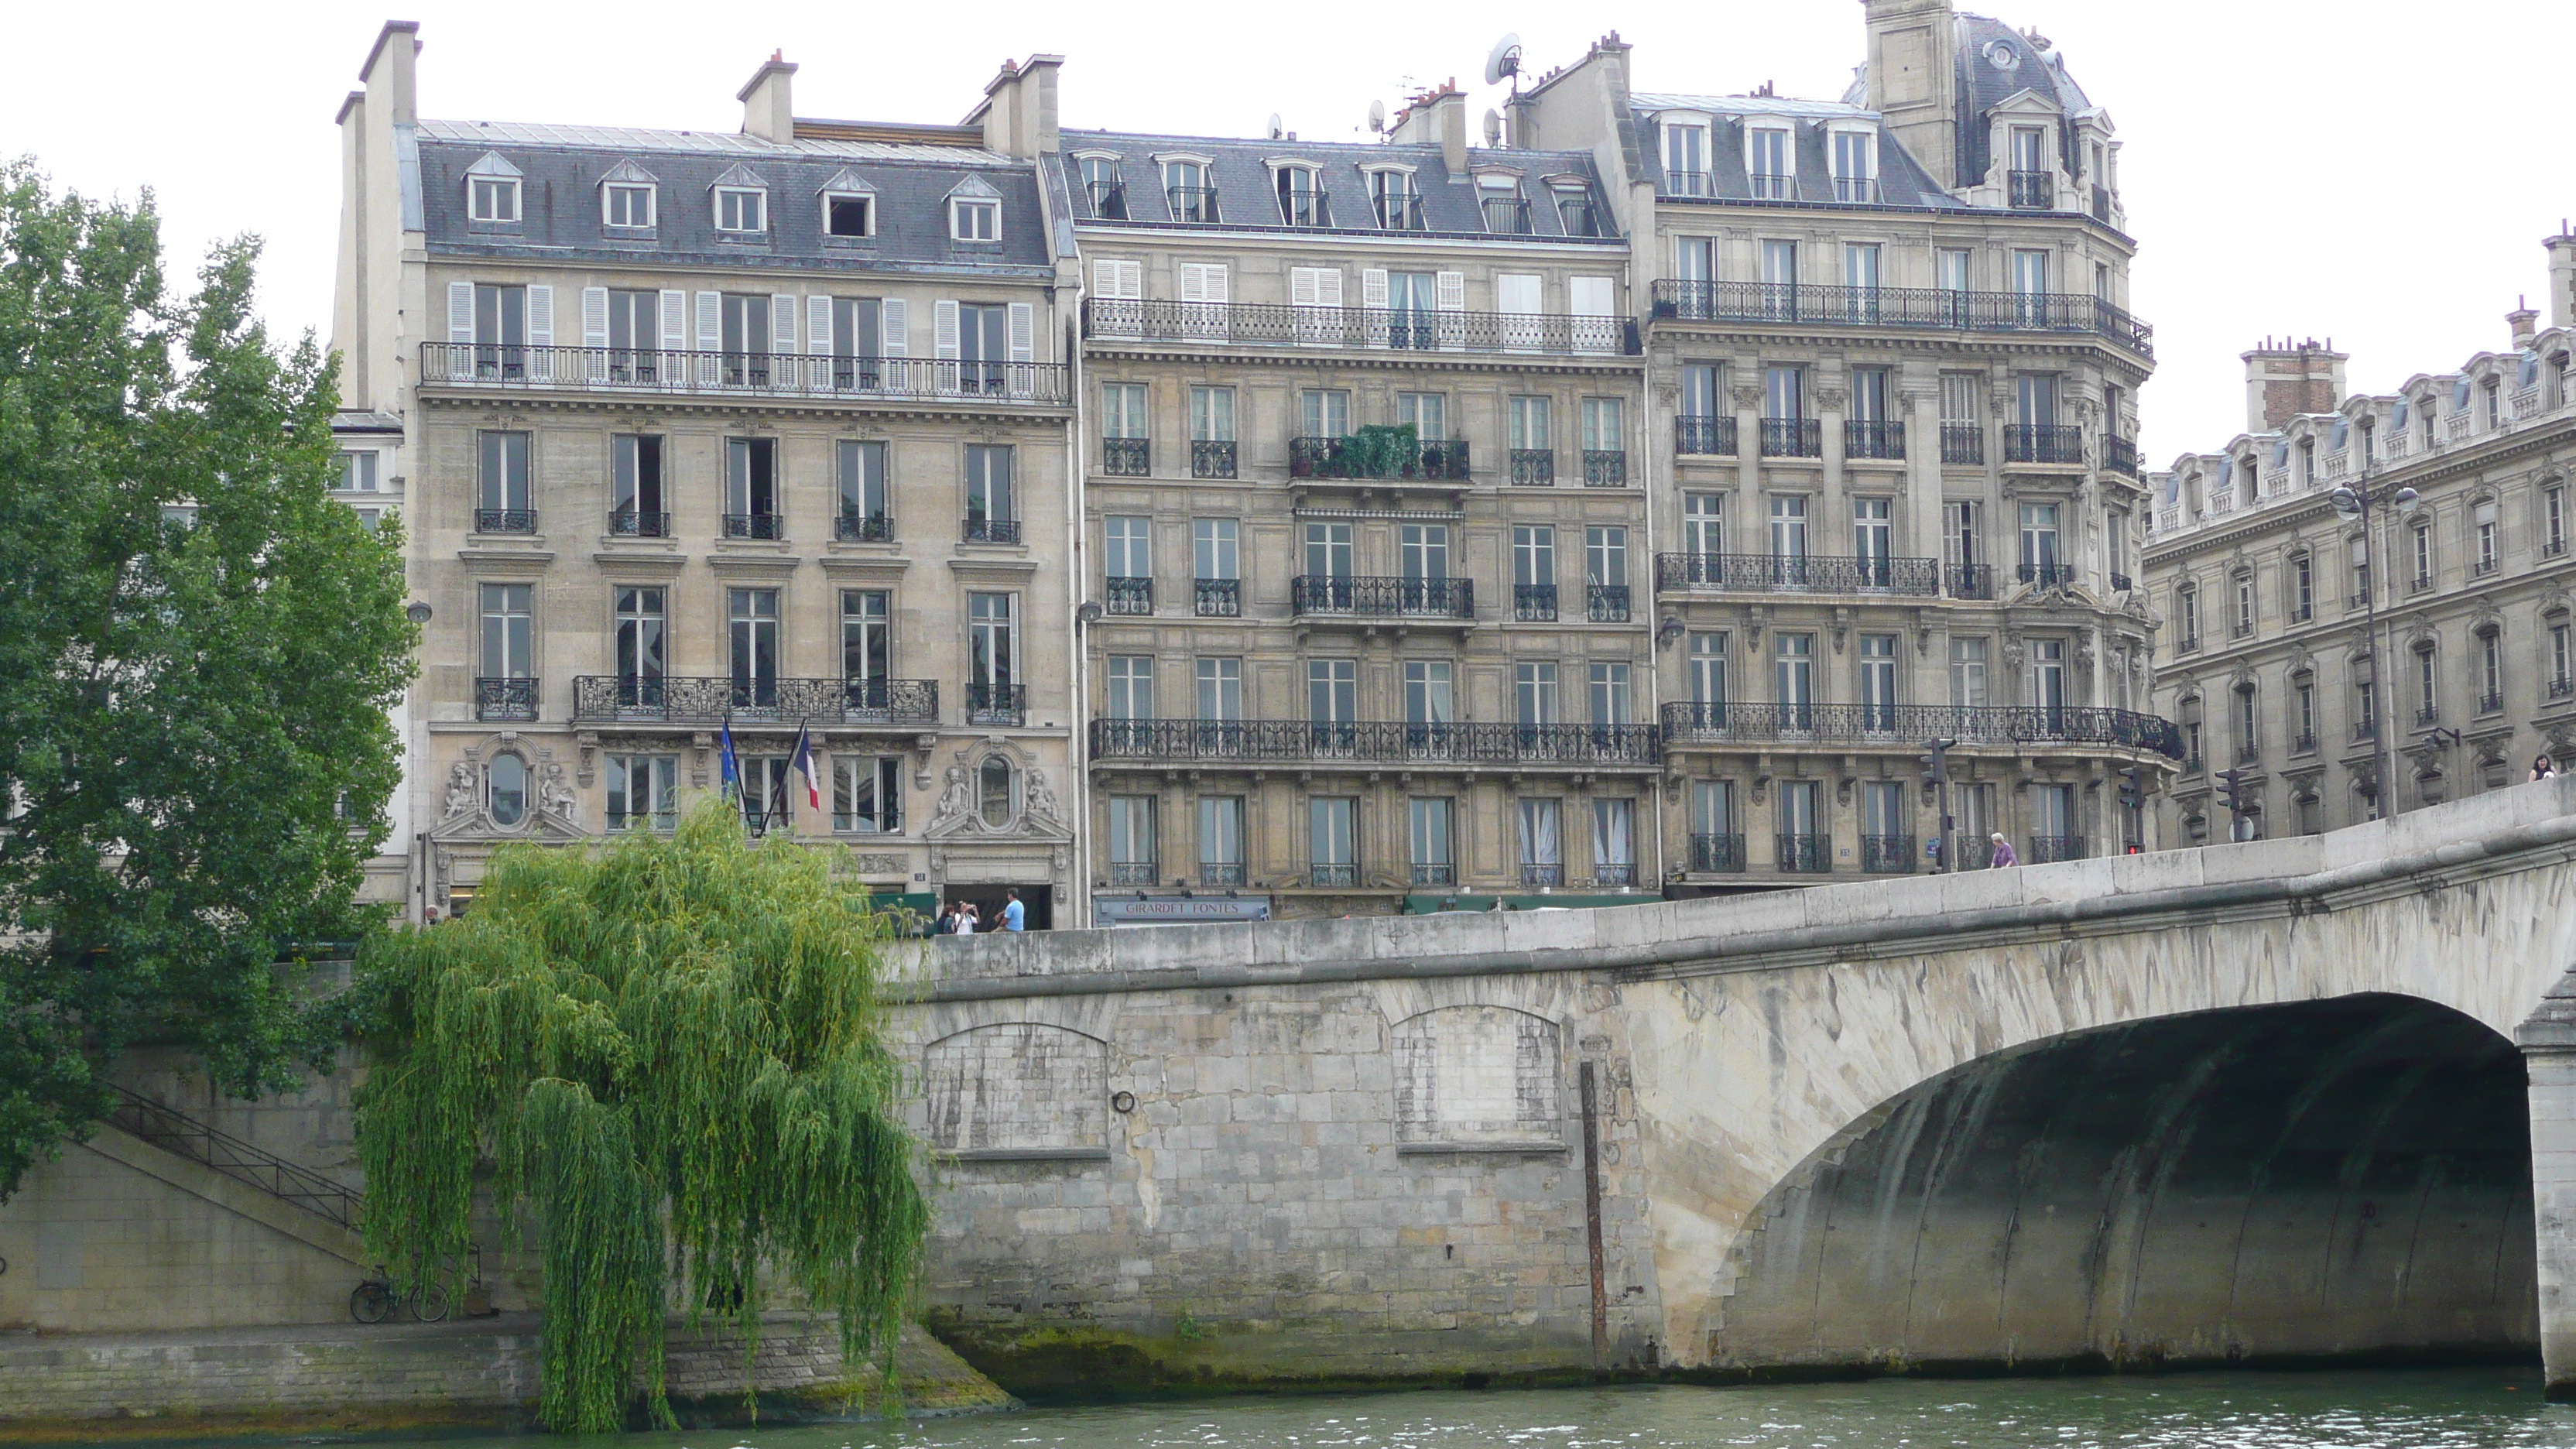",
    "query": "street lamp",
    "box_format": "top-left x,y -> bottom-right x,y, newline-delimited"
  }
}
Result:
2328,475 -> 2422,819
